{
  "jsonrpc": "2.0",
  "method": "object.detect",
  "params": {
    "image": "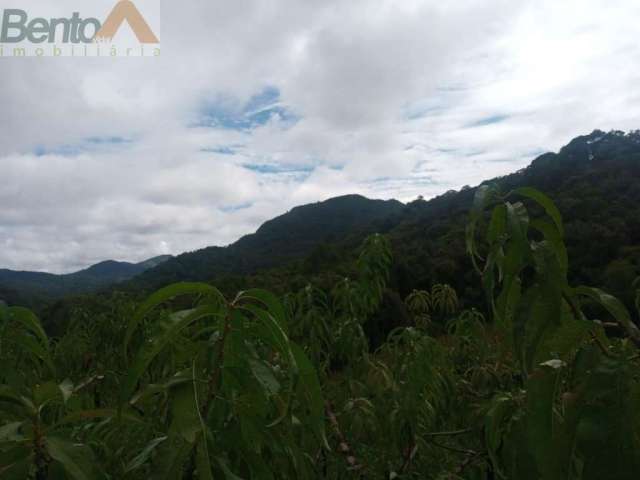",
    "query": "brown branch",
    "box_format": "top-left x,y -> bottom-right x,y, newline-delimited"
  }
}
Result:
398,439 -> 418,475
589,331 -> 614,358
325,402 -> 364,473
564,292 -> 640,350
453,452 -> 484,477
